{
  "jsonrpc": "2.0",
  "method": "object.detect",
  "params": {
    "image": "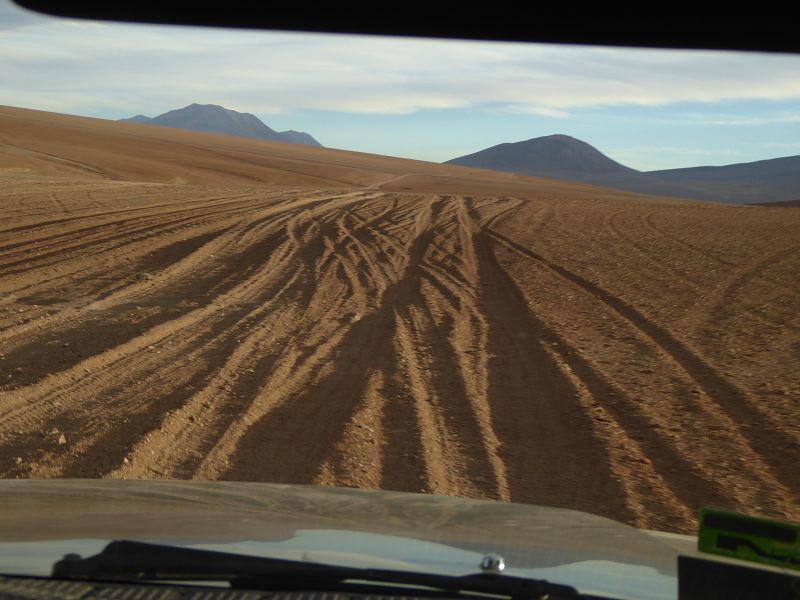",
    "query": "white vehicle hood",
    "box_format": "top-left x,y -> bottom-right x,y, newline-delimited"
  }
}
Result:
0,479 -> 698,599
